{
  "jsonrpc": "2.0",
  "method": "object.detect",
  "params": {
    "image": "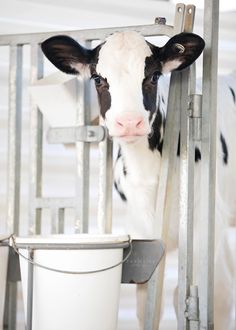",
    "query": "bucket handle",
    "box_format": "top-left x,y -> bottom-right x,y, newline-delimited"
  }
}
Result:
7,235 -> 132,275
